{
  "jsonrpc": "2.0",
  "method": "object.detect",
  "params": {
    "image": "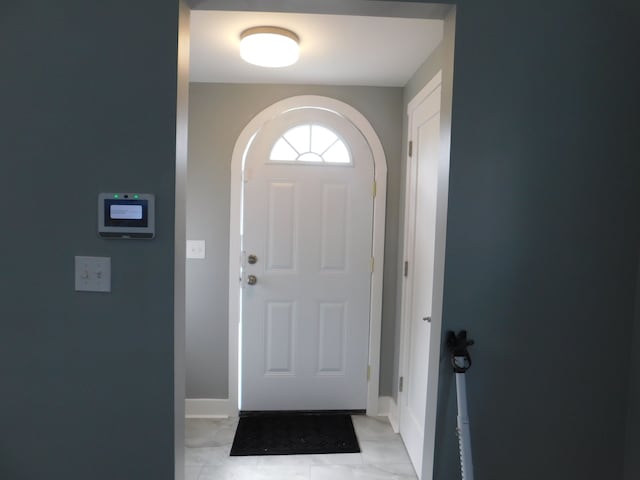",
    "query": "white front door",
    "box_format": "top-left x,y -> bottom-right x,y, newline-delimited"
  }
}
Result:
241,107 -> 374,411
399,75 -> 442,476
